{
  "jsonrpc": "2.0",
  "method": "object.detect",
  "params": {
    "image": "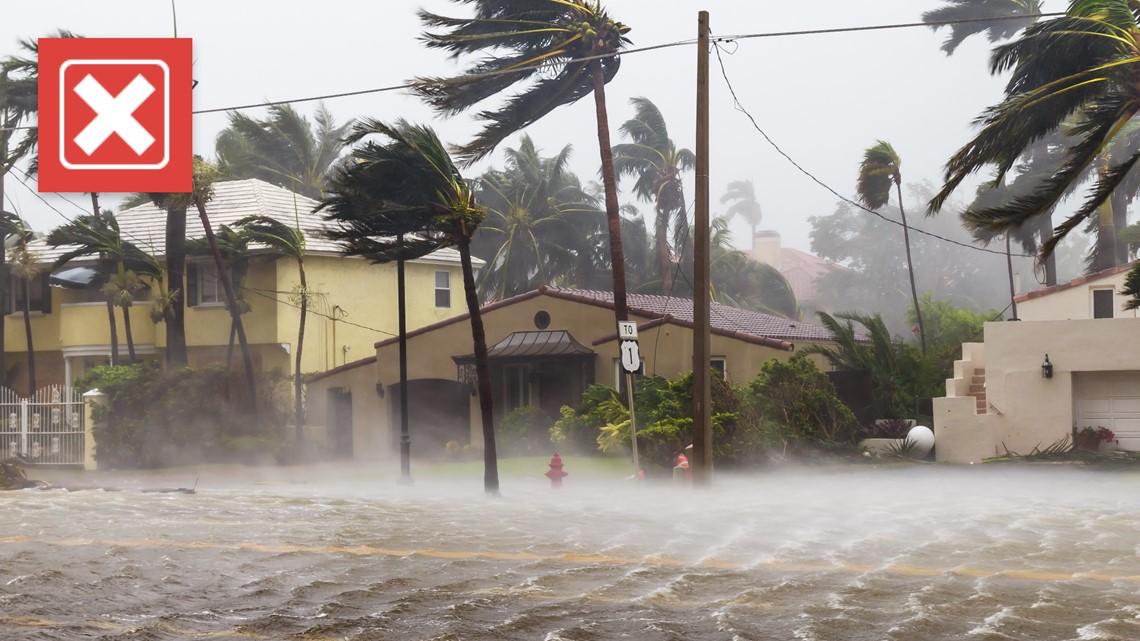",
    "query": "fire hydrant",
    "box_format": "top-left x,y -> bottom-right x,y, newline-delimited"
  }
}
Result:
545,452 -> 568,488
673,452 -> 691,483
